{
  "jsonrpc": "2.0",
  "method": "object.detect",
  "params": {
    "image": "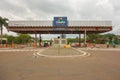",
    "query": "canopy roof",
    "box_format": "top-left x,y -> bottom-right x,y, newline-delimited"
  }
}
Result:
8,20 -> 112,27
8,20 -> 112,34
